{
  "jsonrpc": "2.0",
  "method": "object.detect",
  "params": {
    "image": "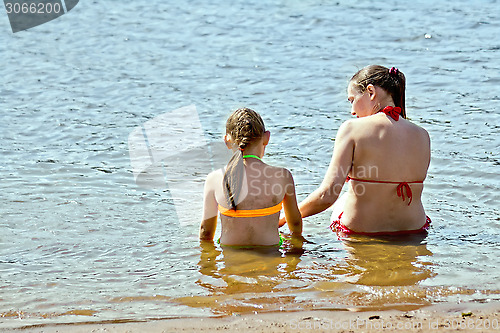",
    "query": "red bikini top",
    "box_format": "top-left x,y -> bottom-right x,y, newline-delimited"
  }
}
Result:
380,105 -> 402,121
